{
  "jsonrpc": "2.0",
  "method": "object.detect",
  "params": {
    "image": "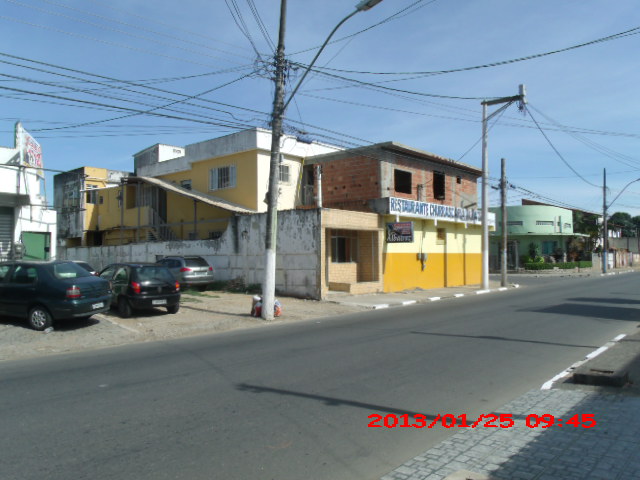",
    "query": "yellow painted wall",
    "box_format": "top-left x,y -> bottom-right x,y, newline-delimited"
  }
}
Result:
383,217 -> 482,291
83,167 -> 111,232
160,151 -> 258,210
